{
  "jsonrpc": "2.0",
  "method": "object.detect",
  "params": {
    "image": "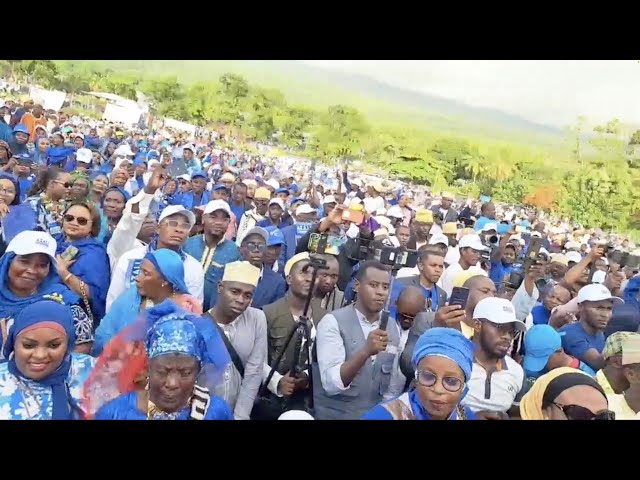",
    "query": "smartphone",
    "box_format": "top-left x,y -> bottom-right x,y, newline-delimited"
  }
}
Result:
523,237 -> 543,271
61,245 -> 79,262
308,233 -> 346,255
449,287 -> 470,309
